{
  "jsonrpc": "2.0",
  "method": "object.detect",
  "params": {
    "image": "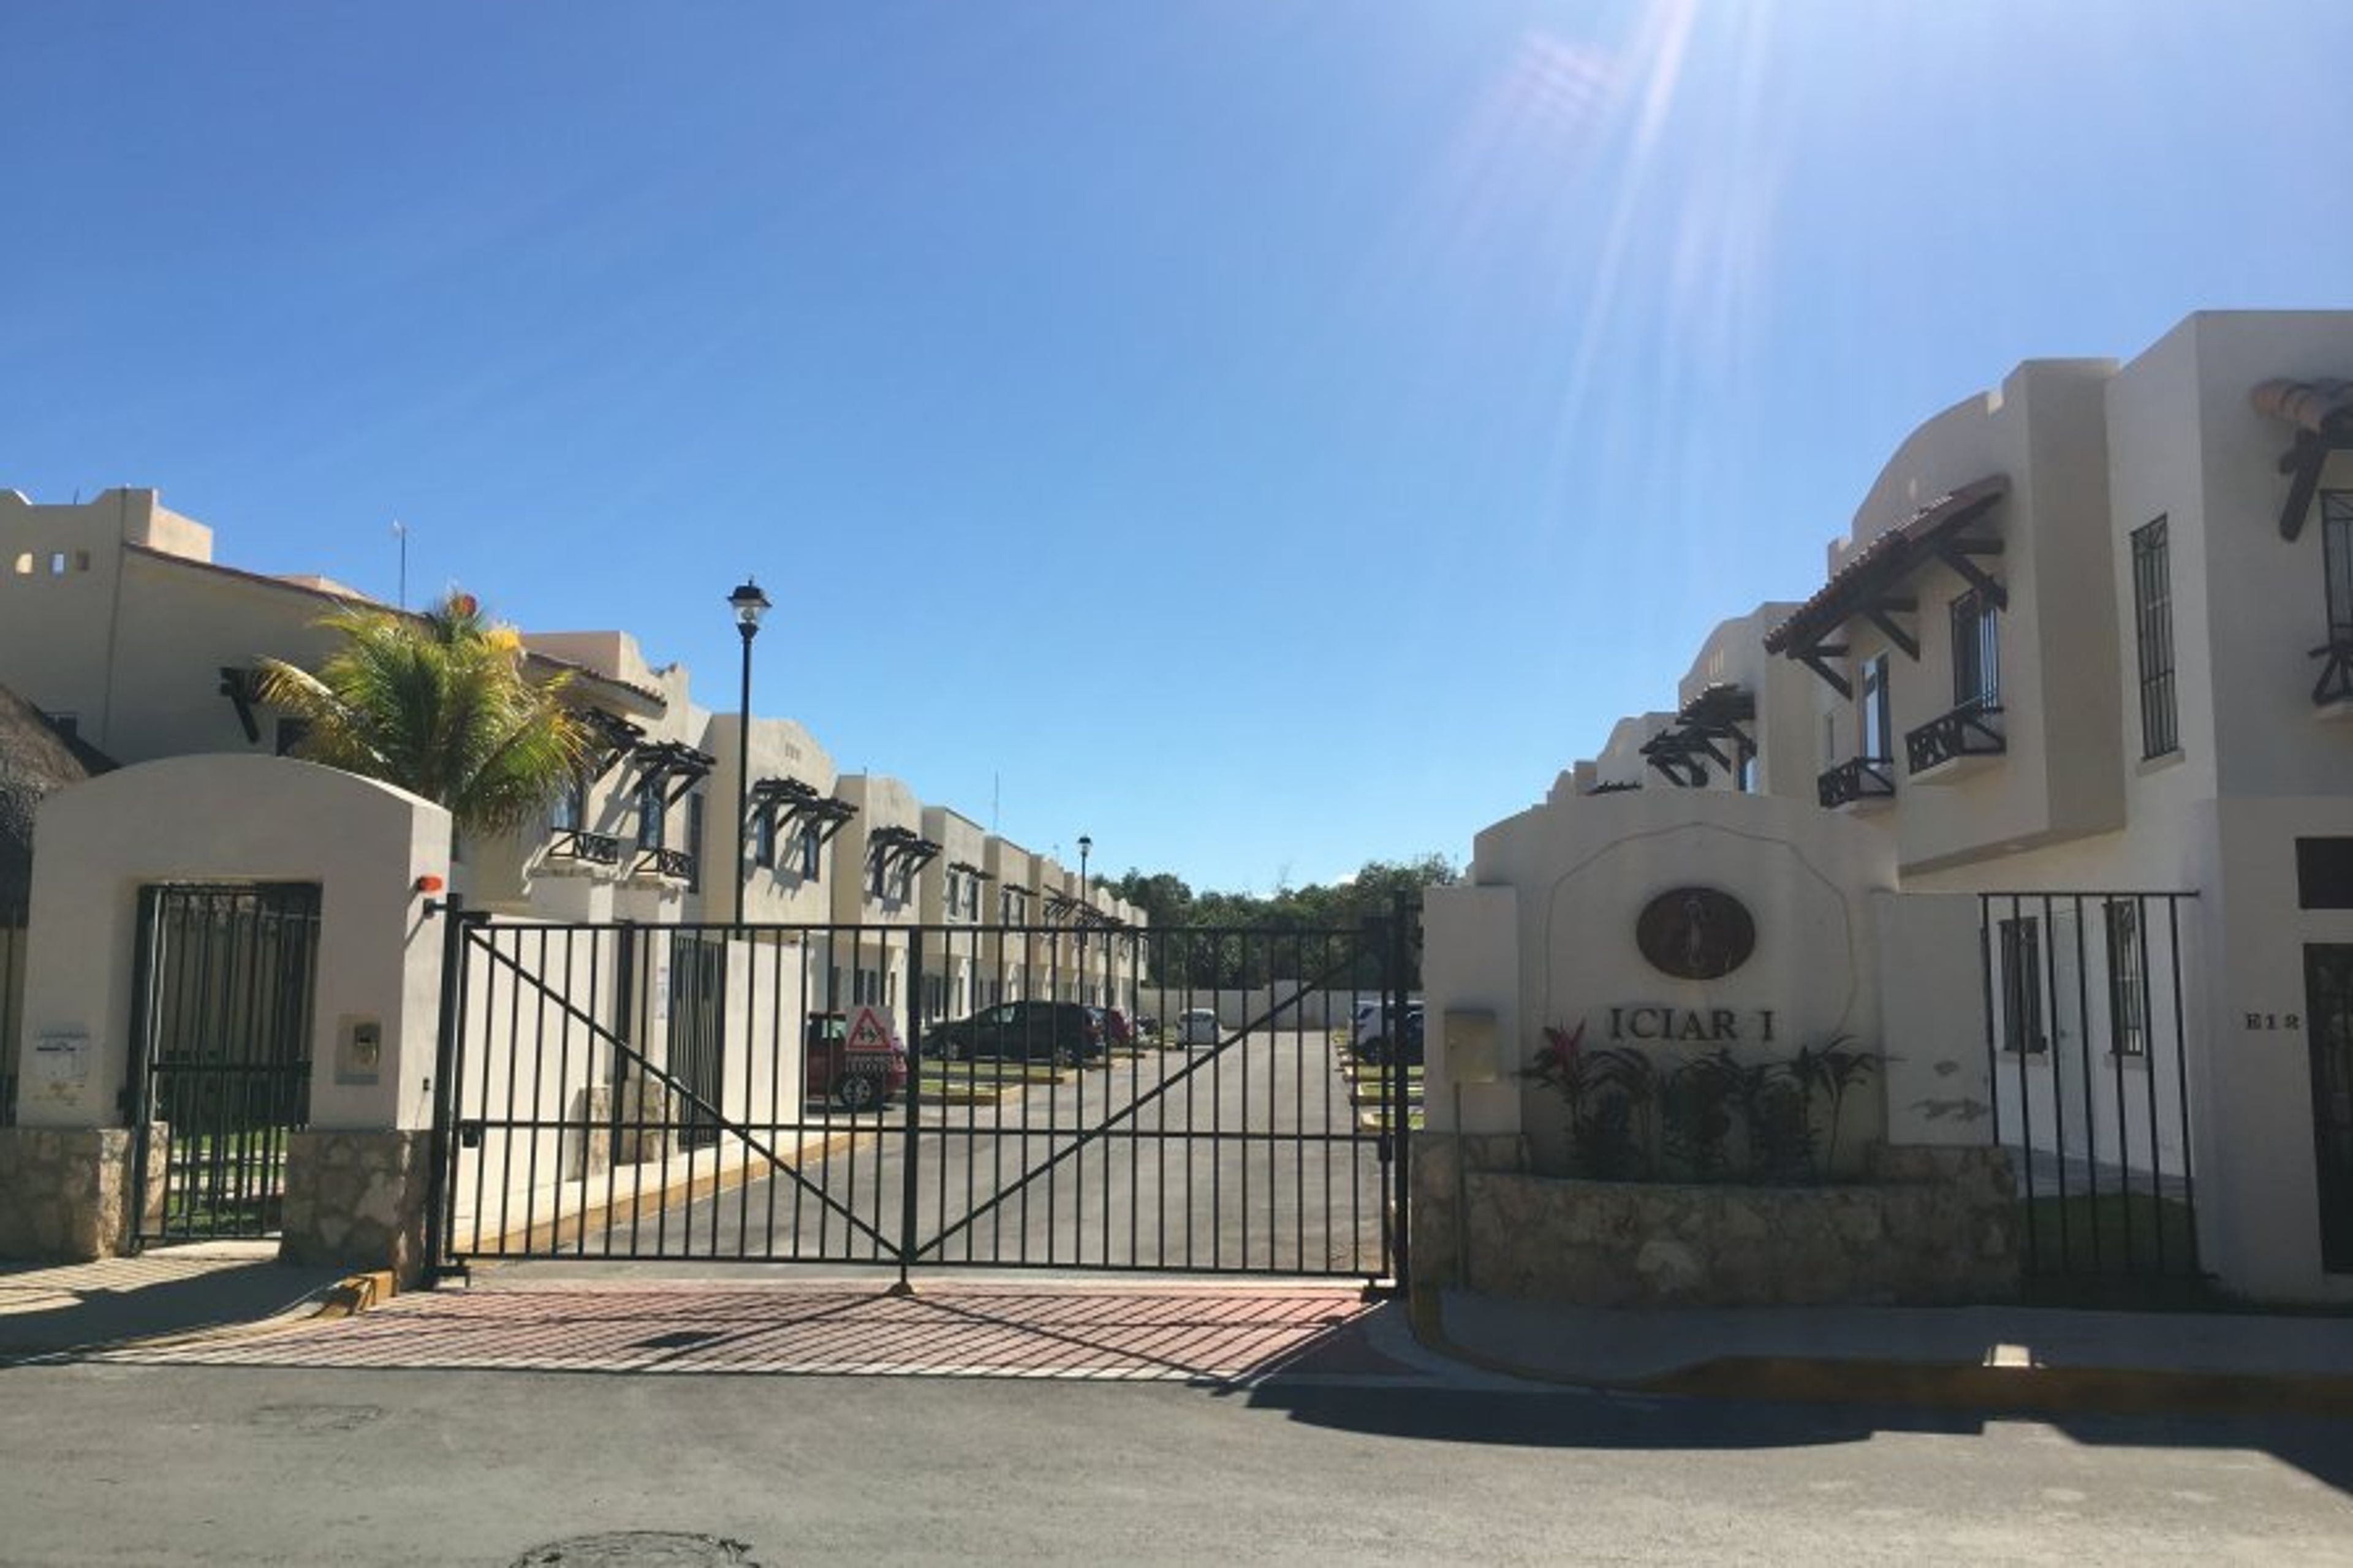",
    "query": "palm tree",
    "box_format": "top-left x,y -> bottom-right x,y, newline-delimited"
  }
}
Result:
257,591 -> 586,838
